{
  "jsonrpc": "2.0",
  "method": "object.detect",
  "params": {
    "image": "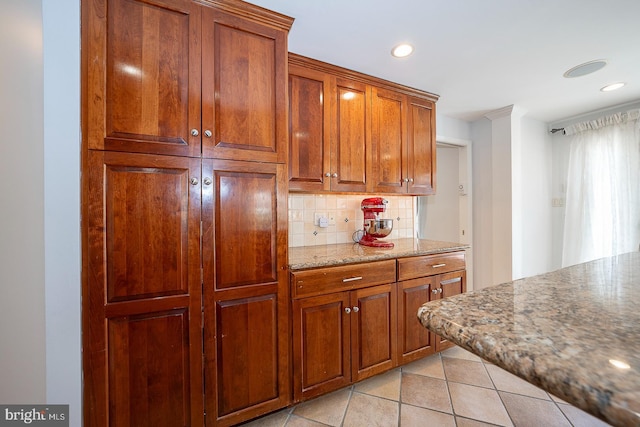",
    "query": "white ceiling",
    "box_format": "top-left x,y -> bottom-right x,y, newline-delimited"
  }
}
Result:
250,0 -> 640,123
